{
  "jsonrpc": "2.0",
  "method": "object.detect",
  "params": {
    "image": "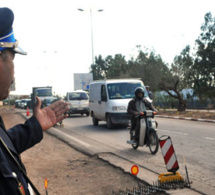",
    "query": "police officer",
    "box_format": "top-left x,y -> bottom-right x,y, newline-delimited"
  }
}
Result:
0,7 -> 69,195
127,87 -> 157,142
